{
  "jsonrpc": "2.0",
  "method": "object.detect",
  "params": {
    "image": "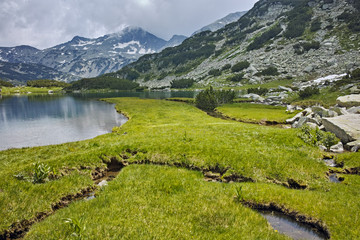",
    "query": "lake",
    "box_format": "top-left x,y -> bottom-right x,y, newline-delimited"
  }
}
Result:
0,91 -> 196,151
